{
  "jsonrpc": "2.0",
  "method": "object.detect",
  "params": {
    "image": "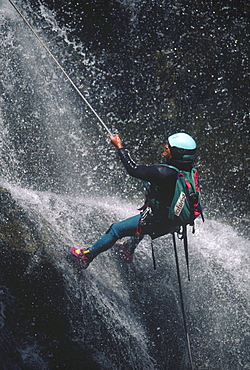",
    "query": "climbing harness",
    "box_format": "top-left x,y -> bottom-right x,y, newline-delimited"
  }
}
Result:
8,0 -> 112,136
